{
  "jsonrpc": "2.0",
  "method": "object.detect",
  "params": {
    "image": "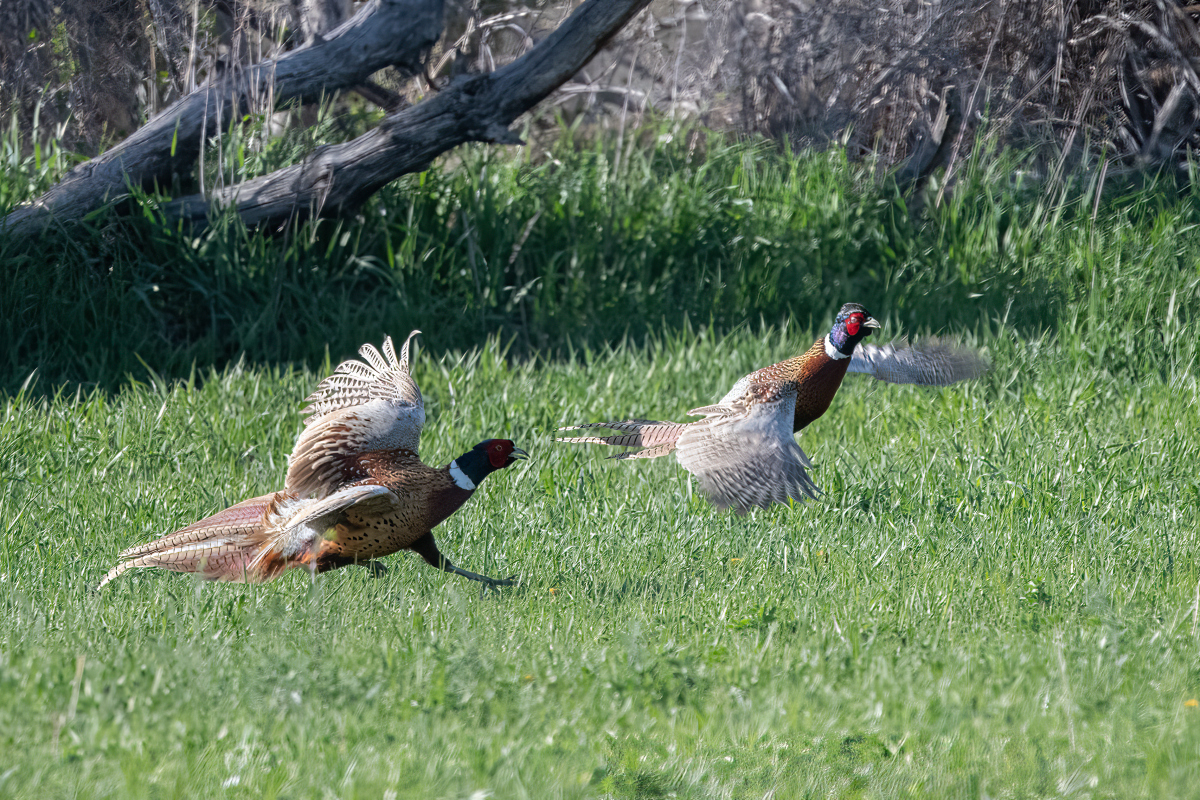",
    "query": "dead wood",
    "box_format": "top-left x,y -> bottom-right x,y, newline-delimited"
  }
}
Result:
2,0 -> 445,239
159,0 -> 652,231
